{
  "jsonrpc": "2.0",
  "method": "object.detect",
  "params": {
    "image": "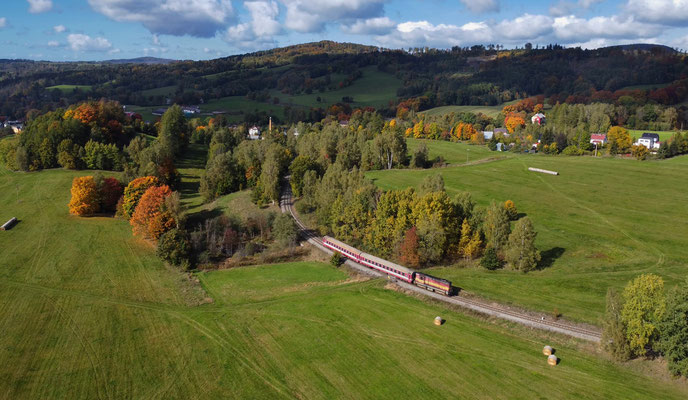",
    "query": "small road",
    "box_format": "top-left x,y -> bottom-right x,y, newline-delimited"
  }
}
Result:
280,182 -> 601,343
